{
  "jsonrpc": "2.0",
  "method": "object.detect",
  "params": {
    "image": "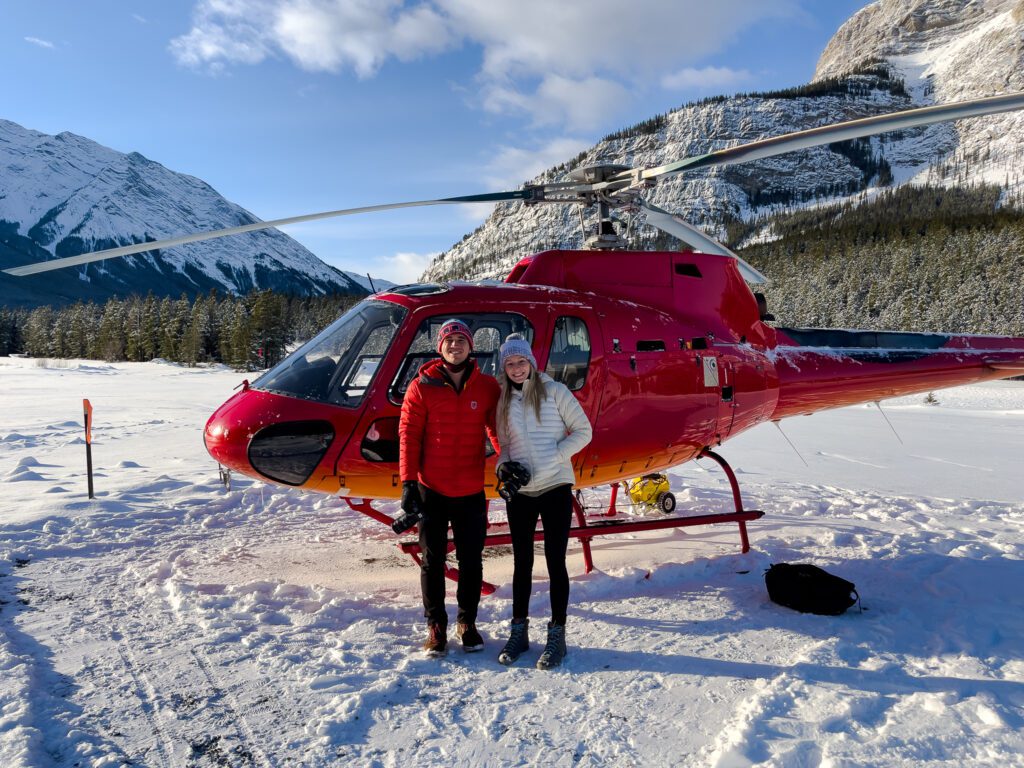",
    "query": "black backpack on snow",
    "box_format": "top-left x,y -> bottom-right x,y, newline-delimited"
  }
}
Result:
764,563 -> 860,615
